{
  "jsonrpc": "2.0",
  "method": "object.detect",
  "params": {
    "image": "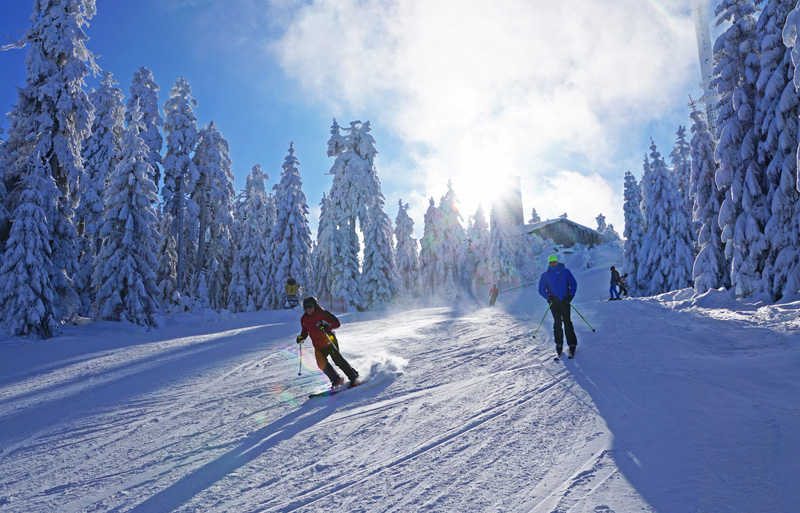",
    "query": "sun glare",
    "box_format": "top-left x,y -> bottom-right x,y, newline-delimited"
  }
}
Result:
454,172 -> 518,223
